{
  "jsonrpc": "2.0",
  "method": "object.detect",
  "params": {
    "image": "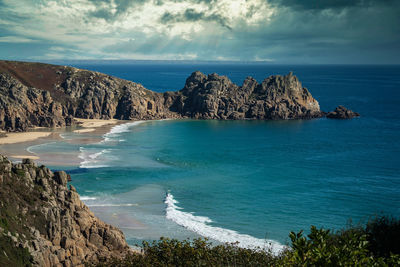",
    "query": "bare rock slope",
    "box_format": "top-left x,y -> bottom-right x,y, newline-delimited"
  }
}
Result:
0,155 -> 132,266
0,60 -> 326,132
